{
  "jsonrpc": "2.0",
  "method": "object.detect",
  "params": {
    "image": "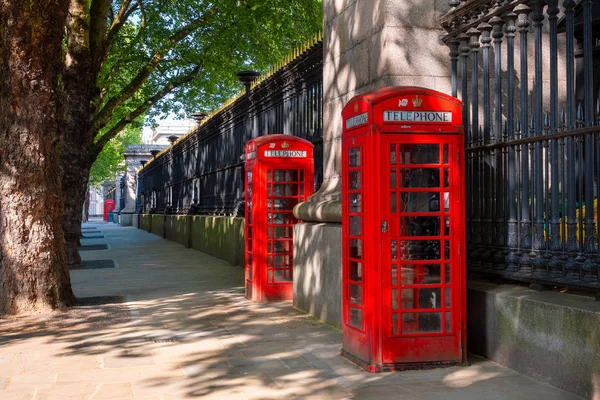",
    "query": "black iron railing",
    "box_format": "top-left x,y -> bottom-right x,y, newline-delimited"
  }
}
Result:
441,0 -> 600,292
137,41 -> 323,216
